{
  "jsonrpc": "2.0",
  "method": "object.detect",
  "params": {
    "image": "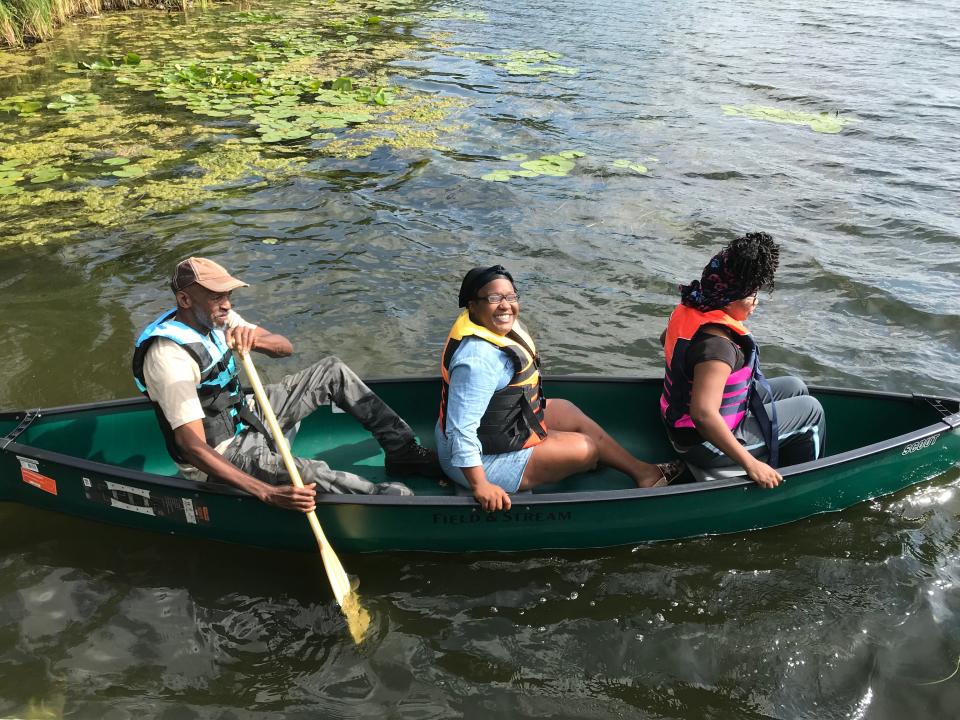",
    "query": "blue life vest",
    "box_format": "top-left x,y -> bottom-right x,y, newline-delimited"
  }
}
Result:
132,308 -> 261,463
